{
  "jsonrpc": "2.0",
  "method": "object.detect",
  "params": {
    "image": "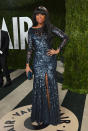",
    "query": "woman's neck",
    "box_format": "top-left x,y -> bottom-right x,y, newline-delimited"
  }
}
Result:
37,23 -> 44,28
